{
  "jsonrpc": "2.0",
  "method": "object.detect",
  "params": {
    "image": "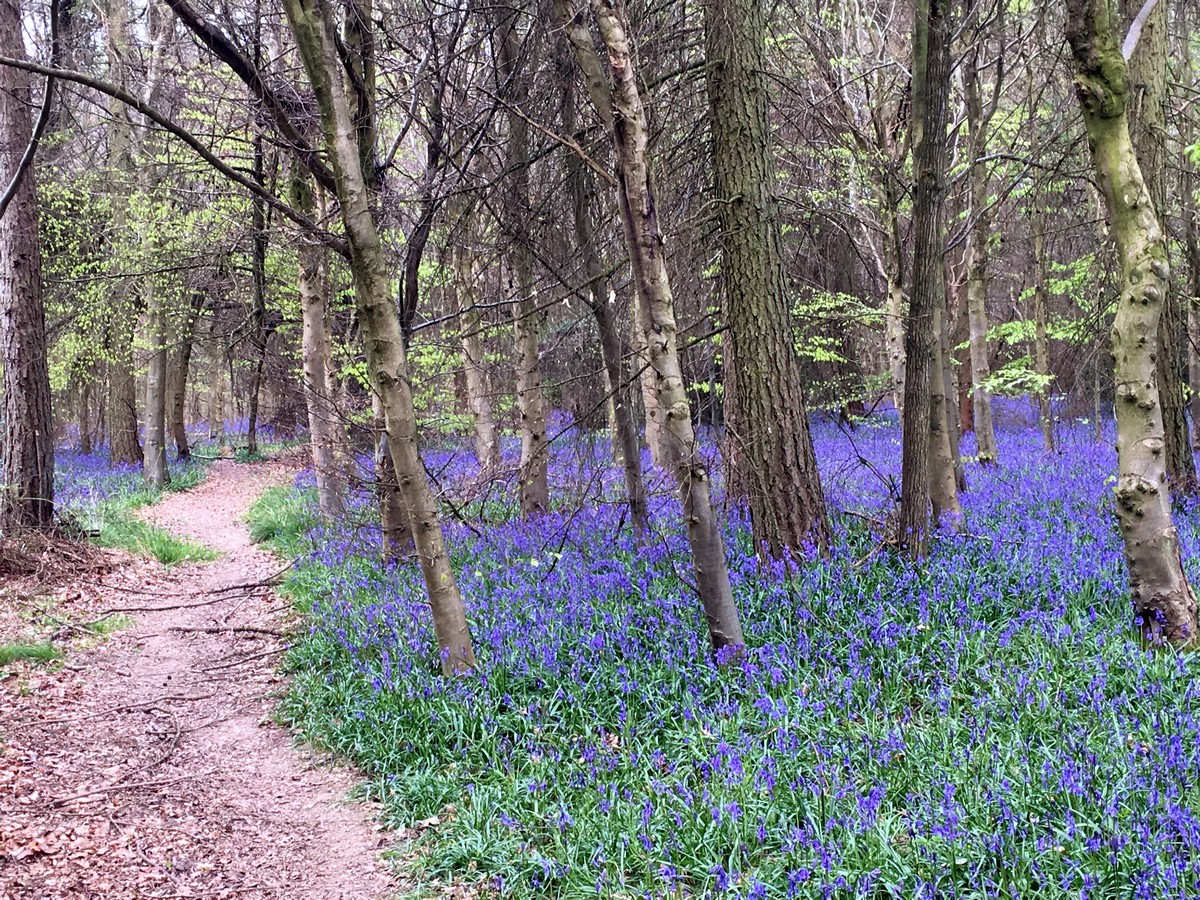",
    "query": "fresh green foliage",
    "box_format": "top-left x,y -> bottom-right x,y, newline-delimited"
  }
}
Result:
92,508 -> 217,565
0,642 -> 62,667
246,486 -> 318,556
